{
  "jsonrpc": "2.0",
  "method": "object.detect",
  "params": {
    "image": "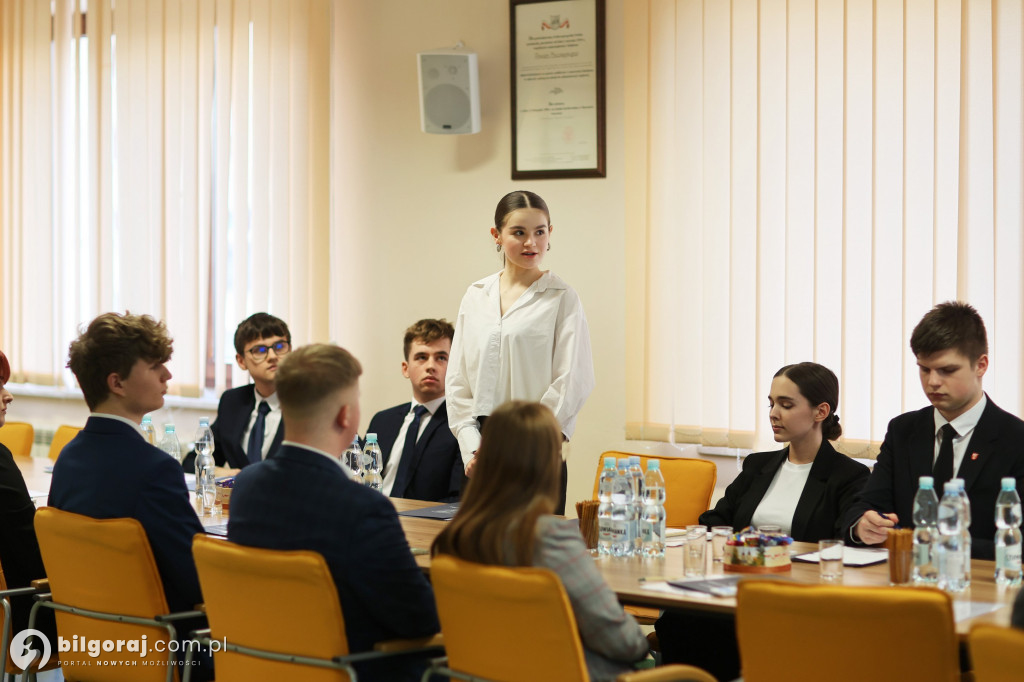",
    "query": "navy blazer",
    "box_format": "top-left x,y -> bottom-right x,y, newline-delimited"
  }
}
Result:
228,445 -> 439,680
0,443 -> 55,639
367,401 -> 462,502
842,397 -> 1024,559
700,440 -> 870,543
48,416 -> 206,614
183,385 -> 284,471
